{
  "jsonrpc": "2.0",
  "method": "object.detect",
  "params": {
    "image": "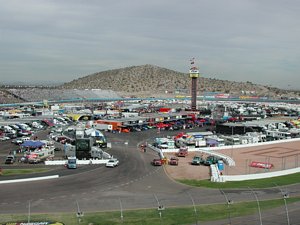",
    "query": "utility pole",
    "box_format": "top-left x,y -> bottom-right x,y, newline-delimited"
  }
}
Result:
119,197 -> 124,223
154,194 -> 164,225
27,200 -> 31,223
76,200 -> 84,223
